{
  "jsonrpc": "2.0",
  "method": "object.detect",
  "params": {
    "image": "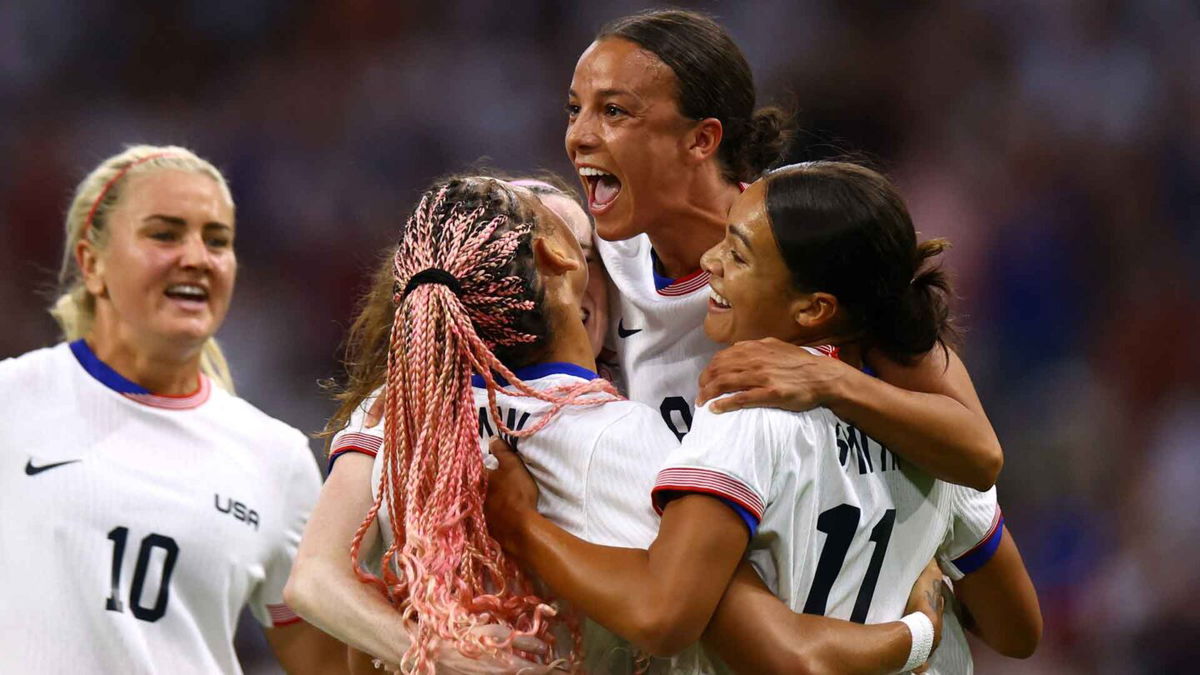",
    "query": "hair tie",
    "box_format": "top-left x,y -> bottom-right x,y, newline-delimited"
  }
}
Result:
401,268 -> 463,301
82,152 -> 178,242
